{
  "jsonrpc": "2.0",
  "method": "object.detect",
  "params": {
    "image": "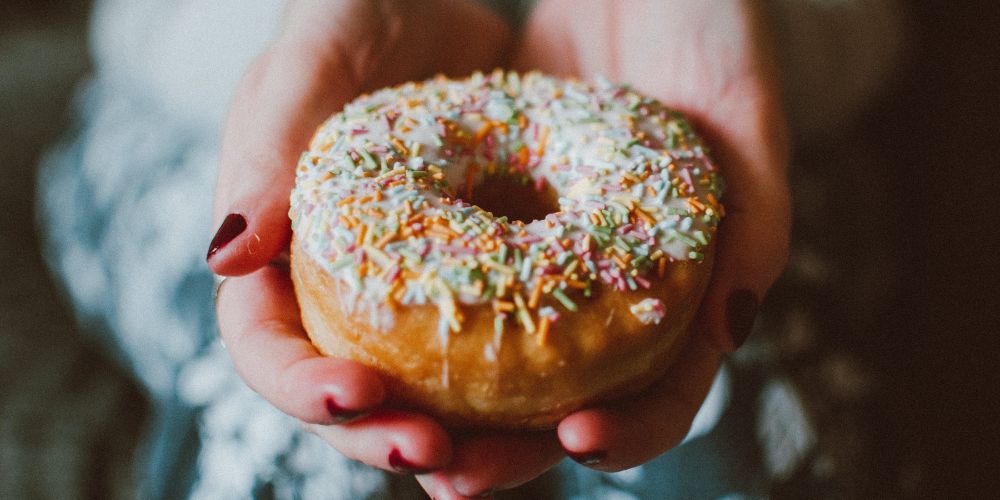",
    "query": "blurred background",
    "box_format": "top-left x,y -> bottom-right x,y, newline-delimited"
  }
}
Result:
1,0 -> 997,498
1,1 -> 148,498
